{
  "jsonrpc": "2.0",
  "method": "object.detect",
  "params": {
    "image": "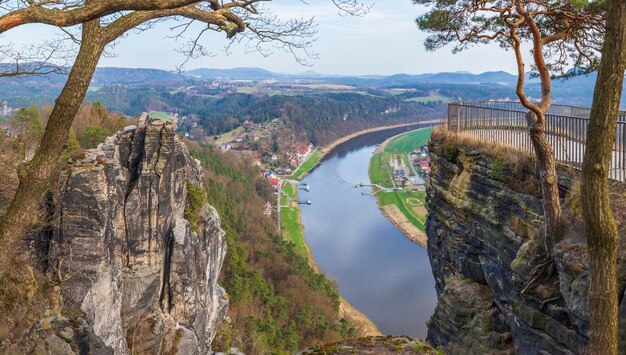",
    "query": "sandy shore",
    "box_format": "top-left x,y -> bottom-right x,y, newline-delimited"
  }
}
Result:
339,297 -> 382,337
379,204 -> 428,248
